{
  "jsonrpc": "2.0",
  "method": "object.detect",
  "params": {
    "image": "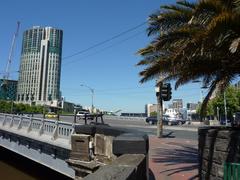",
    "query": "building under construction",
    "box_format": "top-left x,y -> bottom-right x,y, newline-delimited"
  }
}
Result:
0,79 -> 18,100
